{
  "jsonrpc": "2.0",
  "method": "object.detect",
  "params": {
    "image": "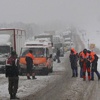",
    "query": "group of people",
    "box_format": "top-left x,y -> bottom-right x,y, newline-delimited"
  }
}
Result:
4,46 -> 100,99
69,48 -> 100,81
5,50 -> 36,99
